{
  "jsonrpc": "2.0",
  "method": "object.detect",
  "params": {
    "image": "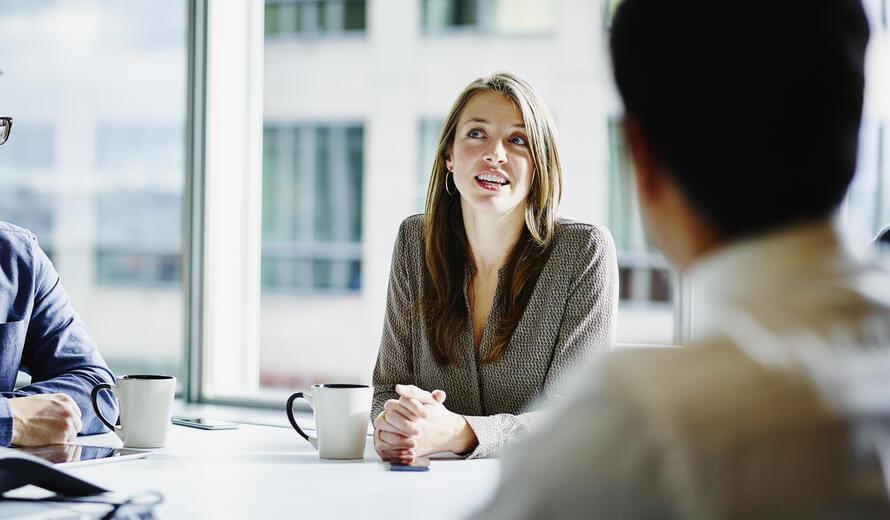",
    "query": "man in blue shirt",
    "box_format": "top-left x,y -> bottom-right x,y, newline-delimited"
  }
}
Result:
0,114 -> 117,446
